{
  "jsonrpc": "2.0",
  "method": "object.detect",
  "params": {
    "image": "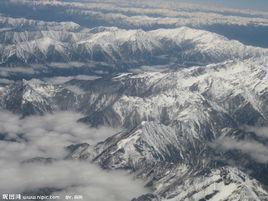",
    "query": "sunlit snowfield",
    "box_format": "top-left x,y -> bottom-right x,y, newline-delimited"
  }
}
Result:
0,0 -> 268,200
